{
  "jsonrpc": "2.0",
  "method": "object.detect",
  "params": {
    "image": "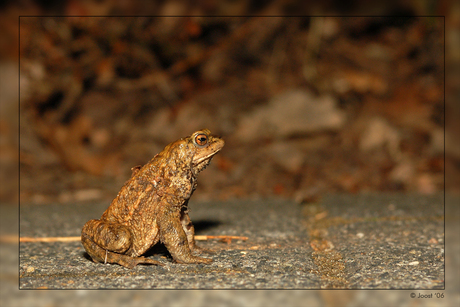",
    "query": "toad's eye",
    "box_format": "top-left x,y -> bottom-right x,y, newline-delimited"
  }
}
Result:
194,134 -> 208,147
